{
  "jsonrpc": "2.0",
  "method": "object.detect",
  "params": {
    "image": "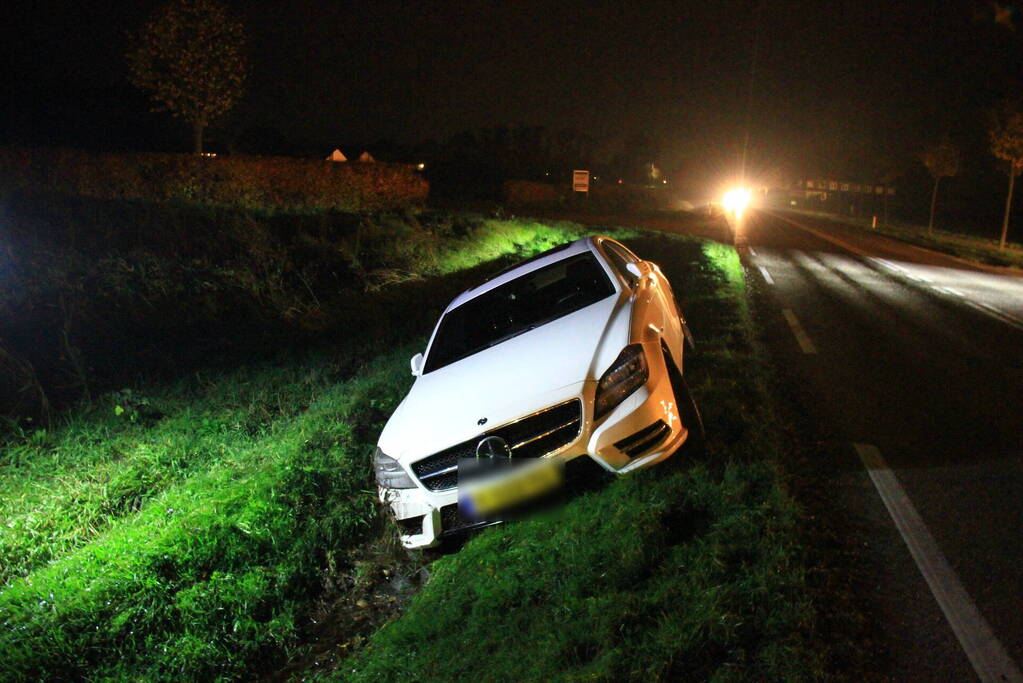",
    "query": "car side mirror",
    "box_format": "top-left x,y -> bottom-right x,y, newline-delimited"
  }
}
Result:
625,262 -> 643,279
410,352 -> 424,377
